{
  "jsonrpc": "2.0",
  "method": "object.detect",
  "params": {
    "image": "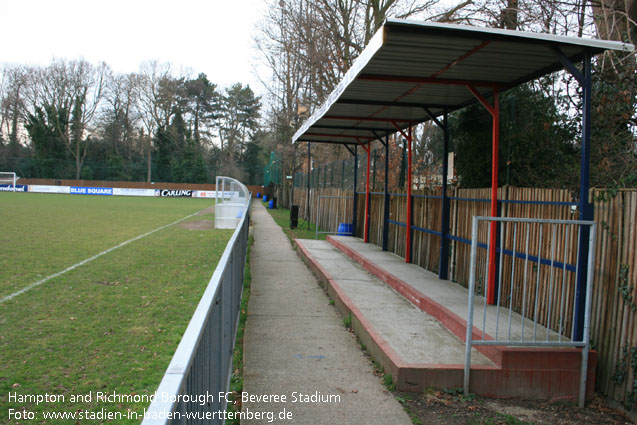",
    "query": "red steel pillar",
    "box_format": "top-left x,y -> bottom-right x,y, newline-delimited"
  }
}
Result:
466,85 -> 500,305
487,89 -> 500,305
390,121 -> 414,264
355,138 -> 371,243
